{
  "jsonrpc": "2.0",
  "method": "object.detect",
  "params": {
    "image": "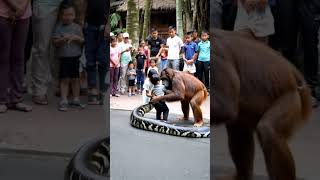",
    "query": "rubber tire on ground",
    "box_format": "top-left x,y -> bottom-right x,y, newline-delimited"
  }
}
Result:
65,137 -> 110,180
